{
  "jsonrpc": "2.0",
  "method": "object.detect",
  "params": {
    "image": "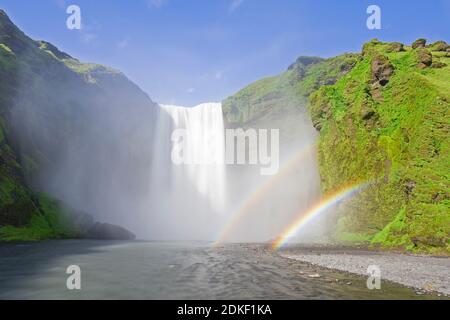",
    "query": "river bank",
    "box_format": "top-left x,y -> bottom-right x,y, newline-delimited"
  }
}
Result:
279,245 -> 450,296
